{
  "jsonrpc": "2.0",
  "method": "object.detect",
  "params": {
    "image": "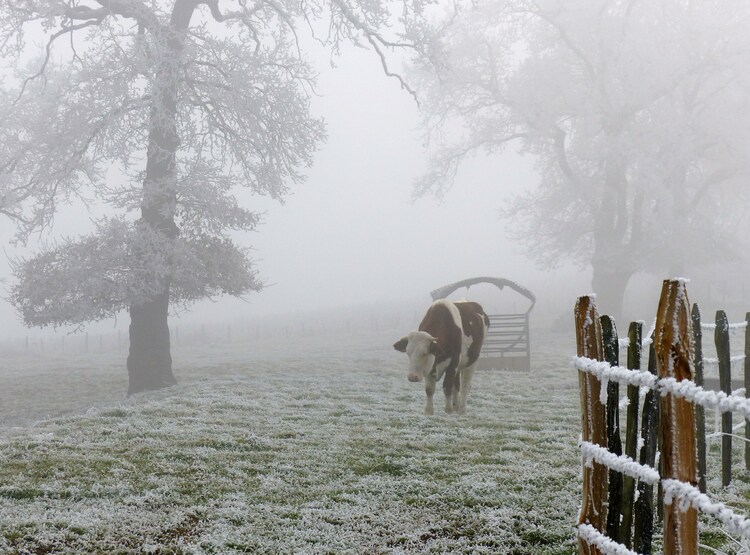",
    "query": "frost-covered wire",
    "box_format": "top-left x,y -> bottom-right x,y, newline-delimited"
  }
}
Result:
663,479 -> 750,540
580,441 -> 659,485
576,524 -> 641,555
703,355 -> 746,365
575,354 -> 750,550
574,357 -> 750,418
660,378 -> 750,420
573,357 -> 658,389
701,322 -> 748,331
